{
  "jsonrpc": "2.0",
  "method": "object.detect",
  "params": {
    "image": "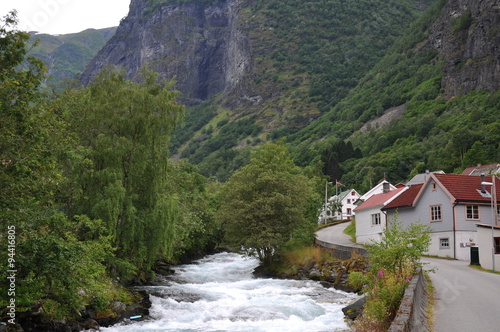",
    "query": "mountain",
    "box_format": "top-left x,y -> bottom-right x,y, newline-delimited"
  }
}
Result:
80,0 -> 500,186
28,27 -> 117,88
